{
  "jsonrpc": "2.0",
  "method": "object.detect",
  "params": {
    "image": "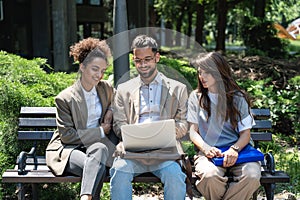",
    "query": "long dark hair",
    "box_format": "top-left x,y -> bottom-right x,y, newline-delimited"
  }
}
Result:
190,52 -> 251,129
